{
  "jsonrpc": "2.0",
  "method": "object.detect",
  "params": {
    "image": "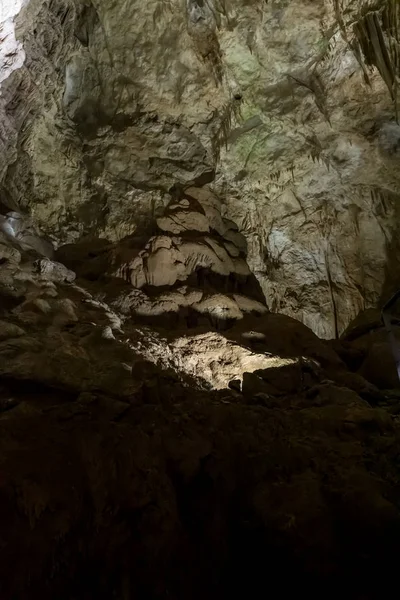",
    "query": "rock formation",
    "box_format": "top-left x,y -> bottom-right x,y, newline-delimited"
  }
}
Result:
1,204 -> 400,598
56,185 -> 267,331
2,0 -> 400,598
2,0 -> 400,337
